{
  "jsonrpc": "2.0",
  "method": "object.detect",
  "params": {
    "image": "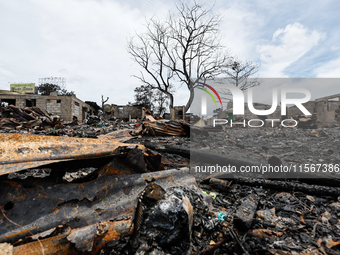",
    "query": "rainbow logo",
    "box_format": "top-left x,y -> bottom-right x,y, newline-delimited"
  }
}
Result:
197,82 -> 223,107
